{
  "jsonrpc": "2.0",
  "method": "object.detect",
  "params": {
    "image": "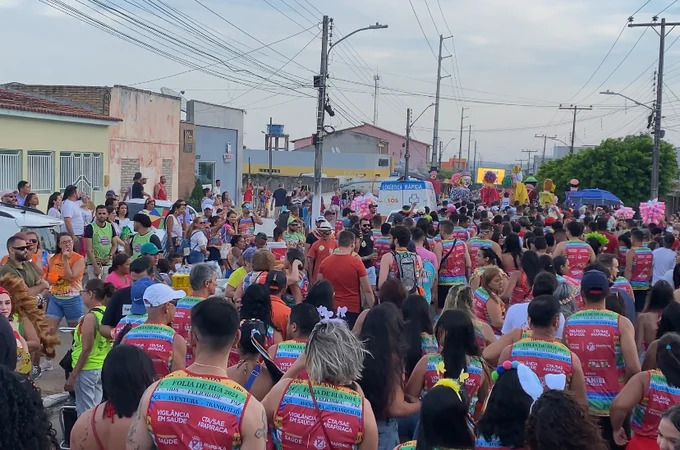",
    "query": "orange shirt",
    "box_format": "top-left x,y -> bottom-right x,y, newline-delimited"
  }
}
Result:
48,252 -> 84,298
270,295 -> 291,340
